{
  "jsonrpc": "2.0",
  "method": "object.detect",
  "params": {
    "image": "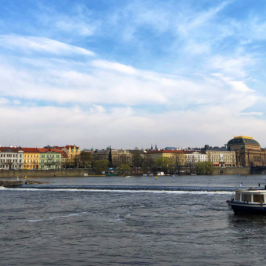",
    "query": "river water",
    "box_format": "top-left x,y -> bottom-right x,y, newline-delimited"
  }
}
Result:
1,175 -> 266,265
